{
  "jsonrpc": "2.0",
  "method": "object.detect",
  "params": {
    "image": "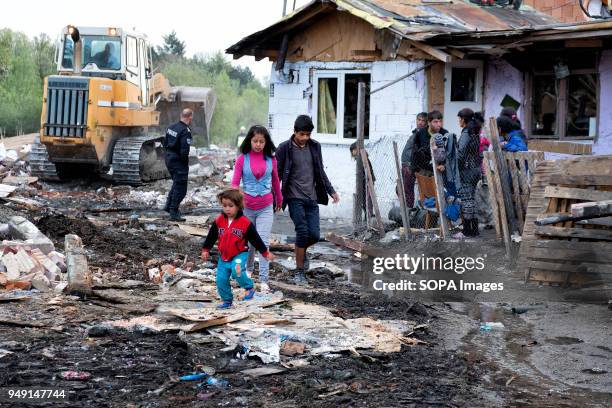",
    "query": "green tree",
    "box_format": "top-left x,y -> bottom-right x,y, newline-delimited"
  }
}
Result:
0,29 -> 45,136
159,30 -> 185,58
32,33 -> 55,81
